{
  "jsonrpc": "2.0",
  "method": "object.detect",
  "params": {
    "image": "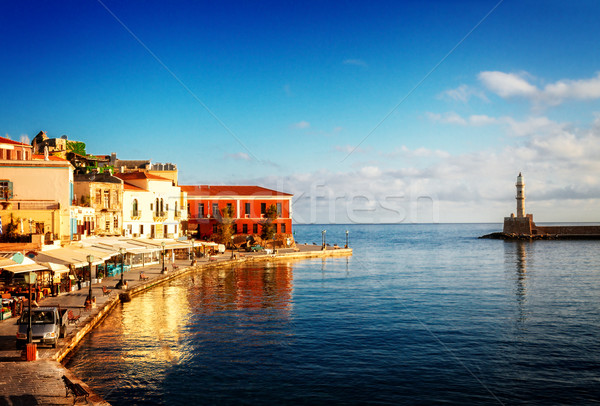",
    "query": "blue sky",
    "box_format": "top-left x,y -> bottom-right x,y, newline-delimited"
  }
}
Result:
2,1 -> 600,223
